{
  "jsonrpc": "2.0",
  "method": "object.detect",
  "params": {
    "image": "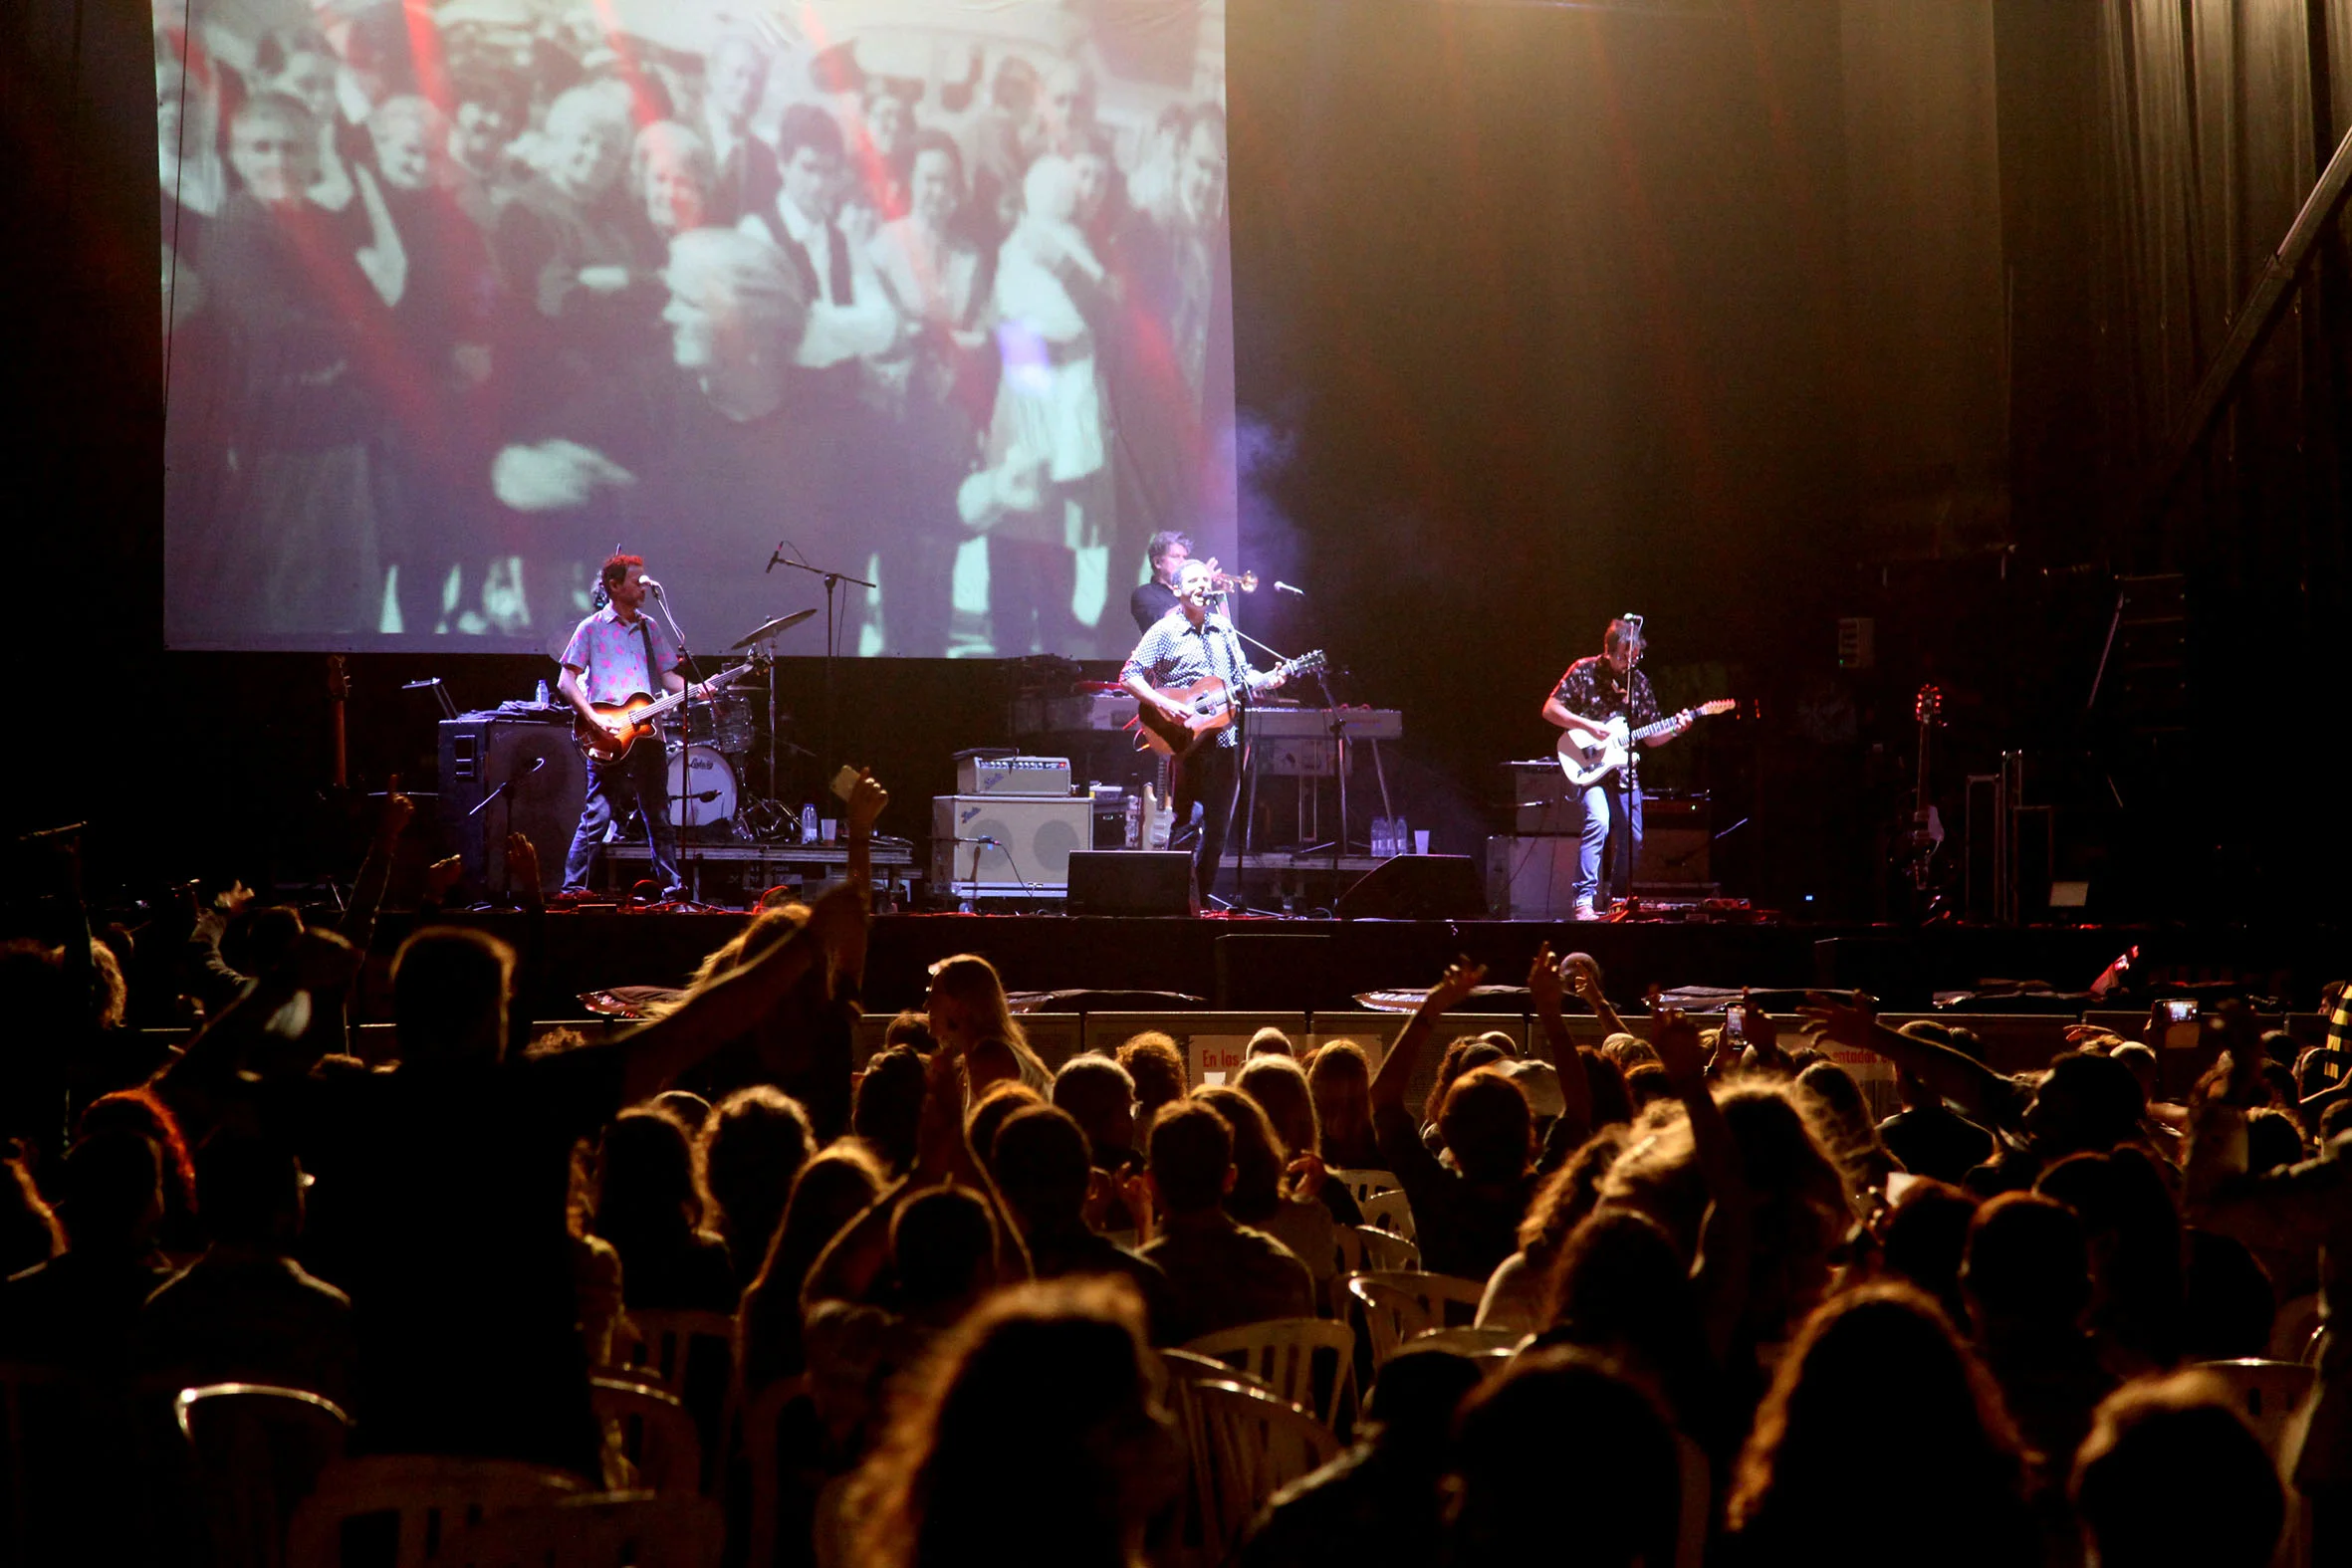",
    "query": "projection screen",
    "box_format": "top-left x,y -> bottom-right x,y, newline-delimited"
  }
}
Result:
157,0 -> 1235,658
